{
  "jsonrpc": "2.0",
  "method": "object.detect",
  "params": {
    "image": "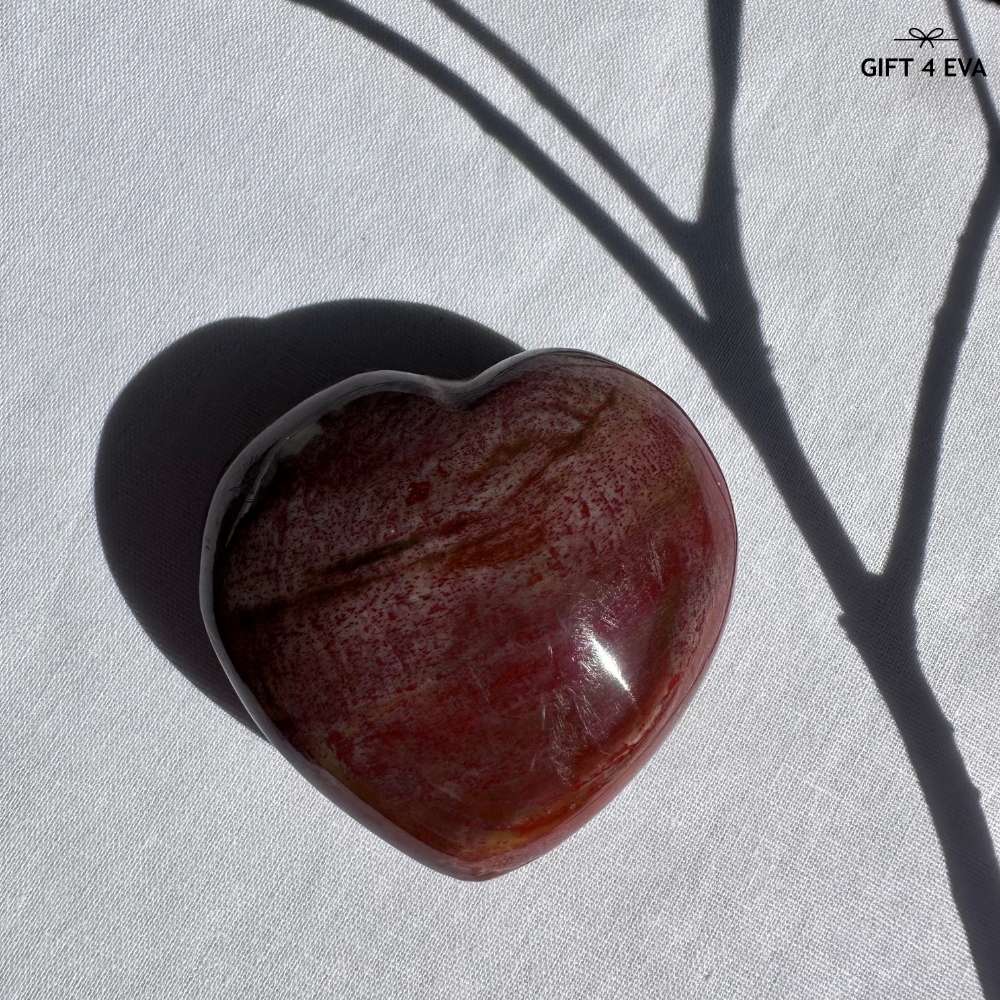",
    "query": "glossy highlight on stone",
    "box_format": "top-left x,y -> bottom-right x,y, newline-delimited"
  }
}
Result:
201,350 -> 737,879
